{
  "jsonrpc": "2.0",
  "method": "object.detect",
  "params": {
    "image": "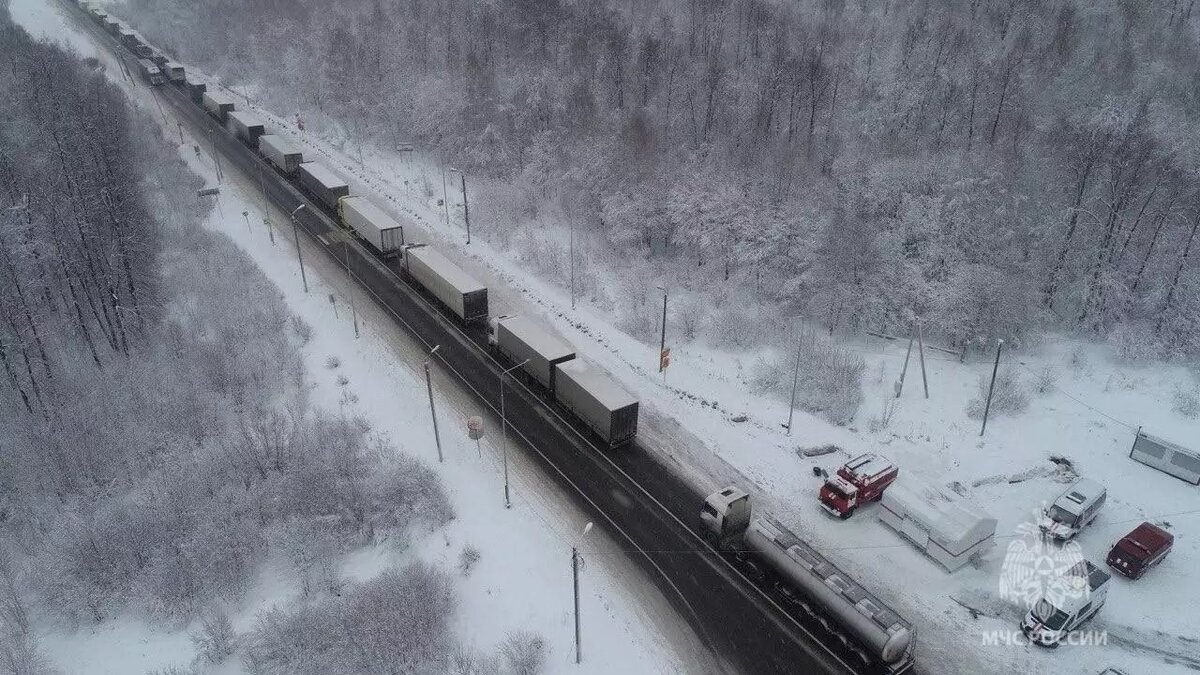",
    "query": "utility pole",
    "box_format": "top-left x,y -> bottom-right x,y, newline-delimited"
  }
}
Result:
980,339 -> 1004,437
289,204 -> 308,293
917,320 -> 929,399
241,210 -> 251,233
570,219 -> 576,310
896,333 -> 915,398
500,359 -> 530,508
461,172 -> 471,244
425,345 -> 444,462
574,522 -> 593,664
441,165 -> 449,226
176,121 -> 184,145
656,286 -> 668,373
786,336 -> 802,435
345,243 -> 359,338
